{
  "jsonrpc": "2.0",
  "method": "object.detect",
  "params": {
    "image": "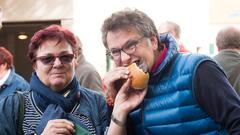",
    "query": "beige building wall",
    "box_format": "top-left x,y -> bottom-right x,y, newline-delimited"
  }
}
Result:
0,0 -> 73,29
0,0 -> 108,78
210,0 -> 240,24
4,0 -> 239,77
